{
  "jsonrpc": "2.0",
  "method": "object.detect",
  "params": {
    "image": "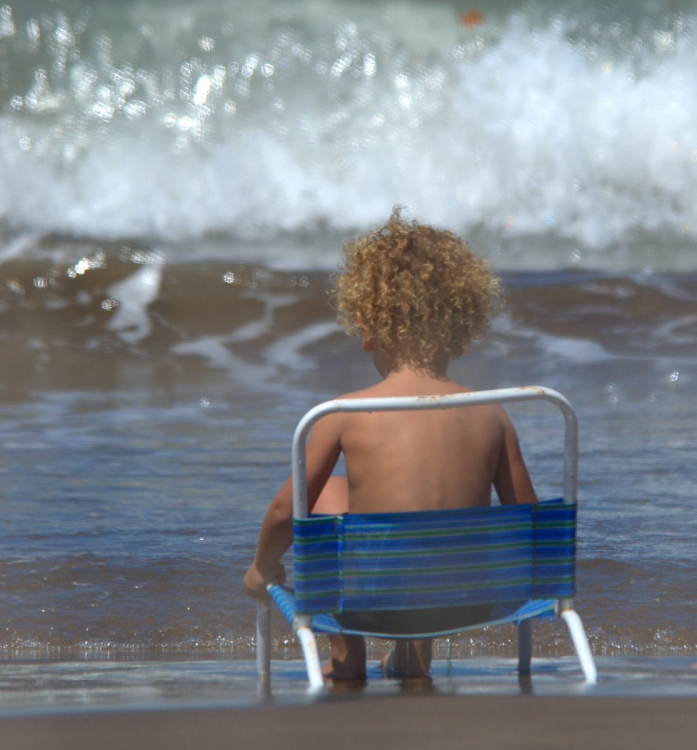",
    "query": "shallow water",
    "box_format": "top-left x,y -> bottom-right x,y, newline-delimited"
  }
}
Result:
2,657 -> 697,716
0,255 -> 695,661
